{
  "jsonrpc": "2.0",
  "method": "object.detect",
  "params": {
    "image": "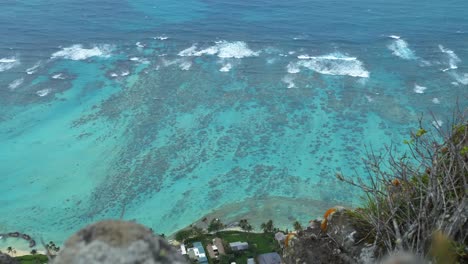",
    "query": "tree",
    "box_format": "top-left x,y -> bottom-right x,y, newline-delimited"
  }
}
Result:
239,219 -> 251,231
293,221 -> 303,232
6,246 -> 14,254
30,249 -> 37,255
175,228 -> 195,242
208,218 -> 224,233
261,220 -> 274,233
46,241 -> 60,255
245,224 -> 253,232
